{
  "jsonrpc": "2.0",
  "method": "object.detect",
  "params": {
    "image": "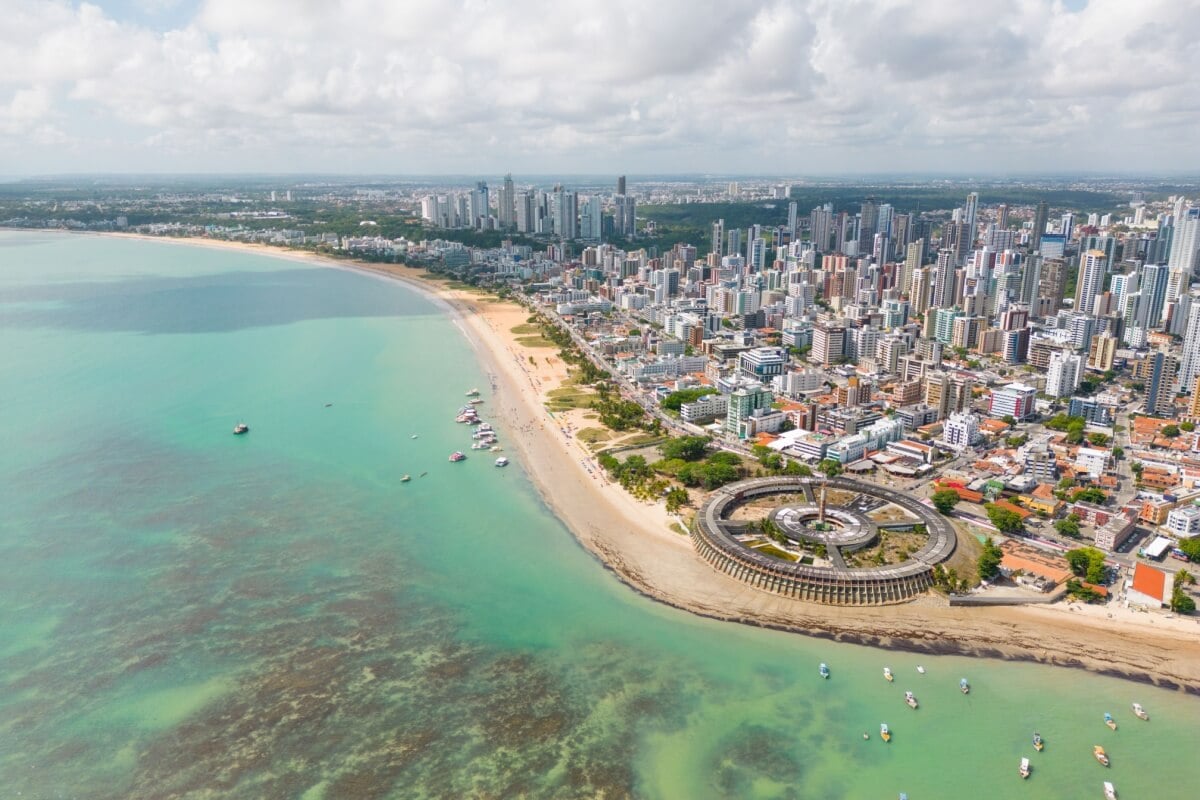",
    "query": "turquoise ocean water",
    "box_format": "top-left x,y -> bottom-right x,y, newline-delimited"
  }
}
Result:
0,231 -> 1196,799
